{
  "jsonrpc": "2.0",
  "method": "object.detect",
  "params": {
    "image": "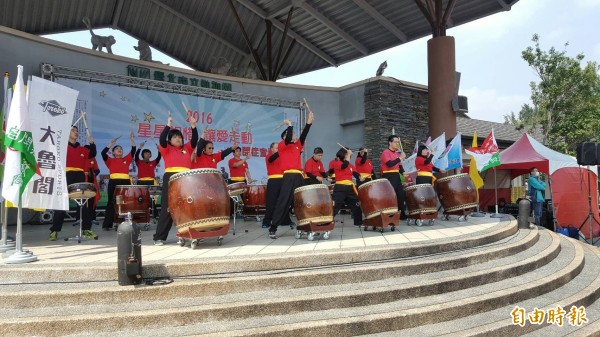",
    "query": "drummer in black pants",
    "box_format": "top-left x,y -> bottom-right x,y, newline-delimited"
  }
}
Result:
152,114 -> 198,245
380,135 -> 408,220
49,126 -> 97,241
